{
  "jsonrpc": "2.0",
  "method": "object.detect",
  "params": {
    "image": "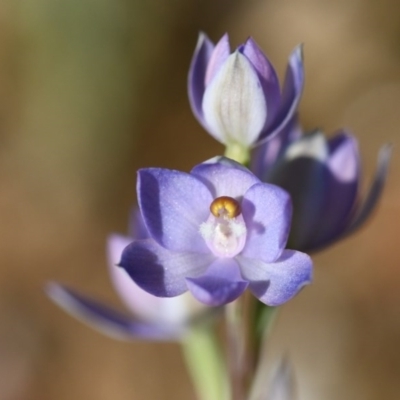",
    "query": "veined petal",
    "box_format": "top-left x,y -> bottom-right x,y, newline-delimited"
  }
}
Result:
188,32 -> 215,127
191,159 -> 260,199
241,37 -> 281,126
186,258 -> 248,306
259,45 -> 304,144
237,250 -> 312,306
119,239 -> 214,297
345,143 -> 392,234
138,168 -> 212,253
46,283 -> 181,341
205,33 -> 230,85
241,183 -> 292,263
202,51 -> 267,146
107,234 -> 190,323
